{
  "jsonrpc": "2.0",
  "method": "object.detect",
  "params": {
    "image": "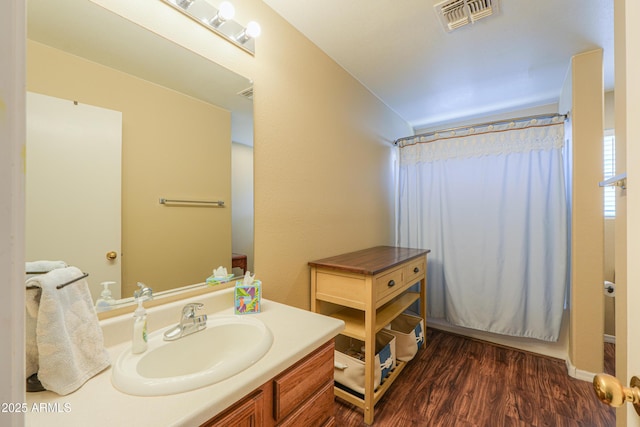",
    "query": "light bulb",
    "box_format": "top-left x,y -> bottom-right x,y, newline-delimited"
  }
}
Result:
218,1 -> 235,20
245,21 -> 261,38
209,1 -> 235,27
235,21 -> 261,44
